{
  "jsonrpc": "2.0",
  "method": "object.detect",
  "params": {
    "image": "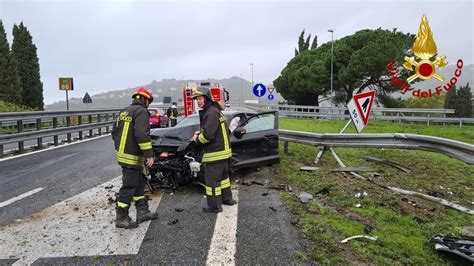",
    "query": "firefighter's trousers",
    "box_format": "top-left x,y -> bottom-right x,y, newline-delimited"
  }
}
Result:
204,159 -> 233,208
117,166 -> 146,208
170,118 -> 177,127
